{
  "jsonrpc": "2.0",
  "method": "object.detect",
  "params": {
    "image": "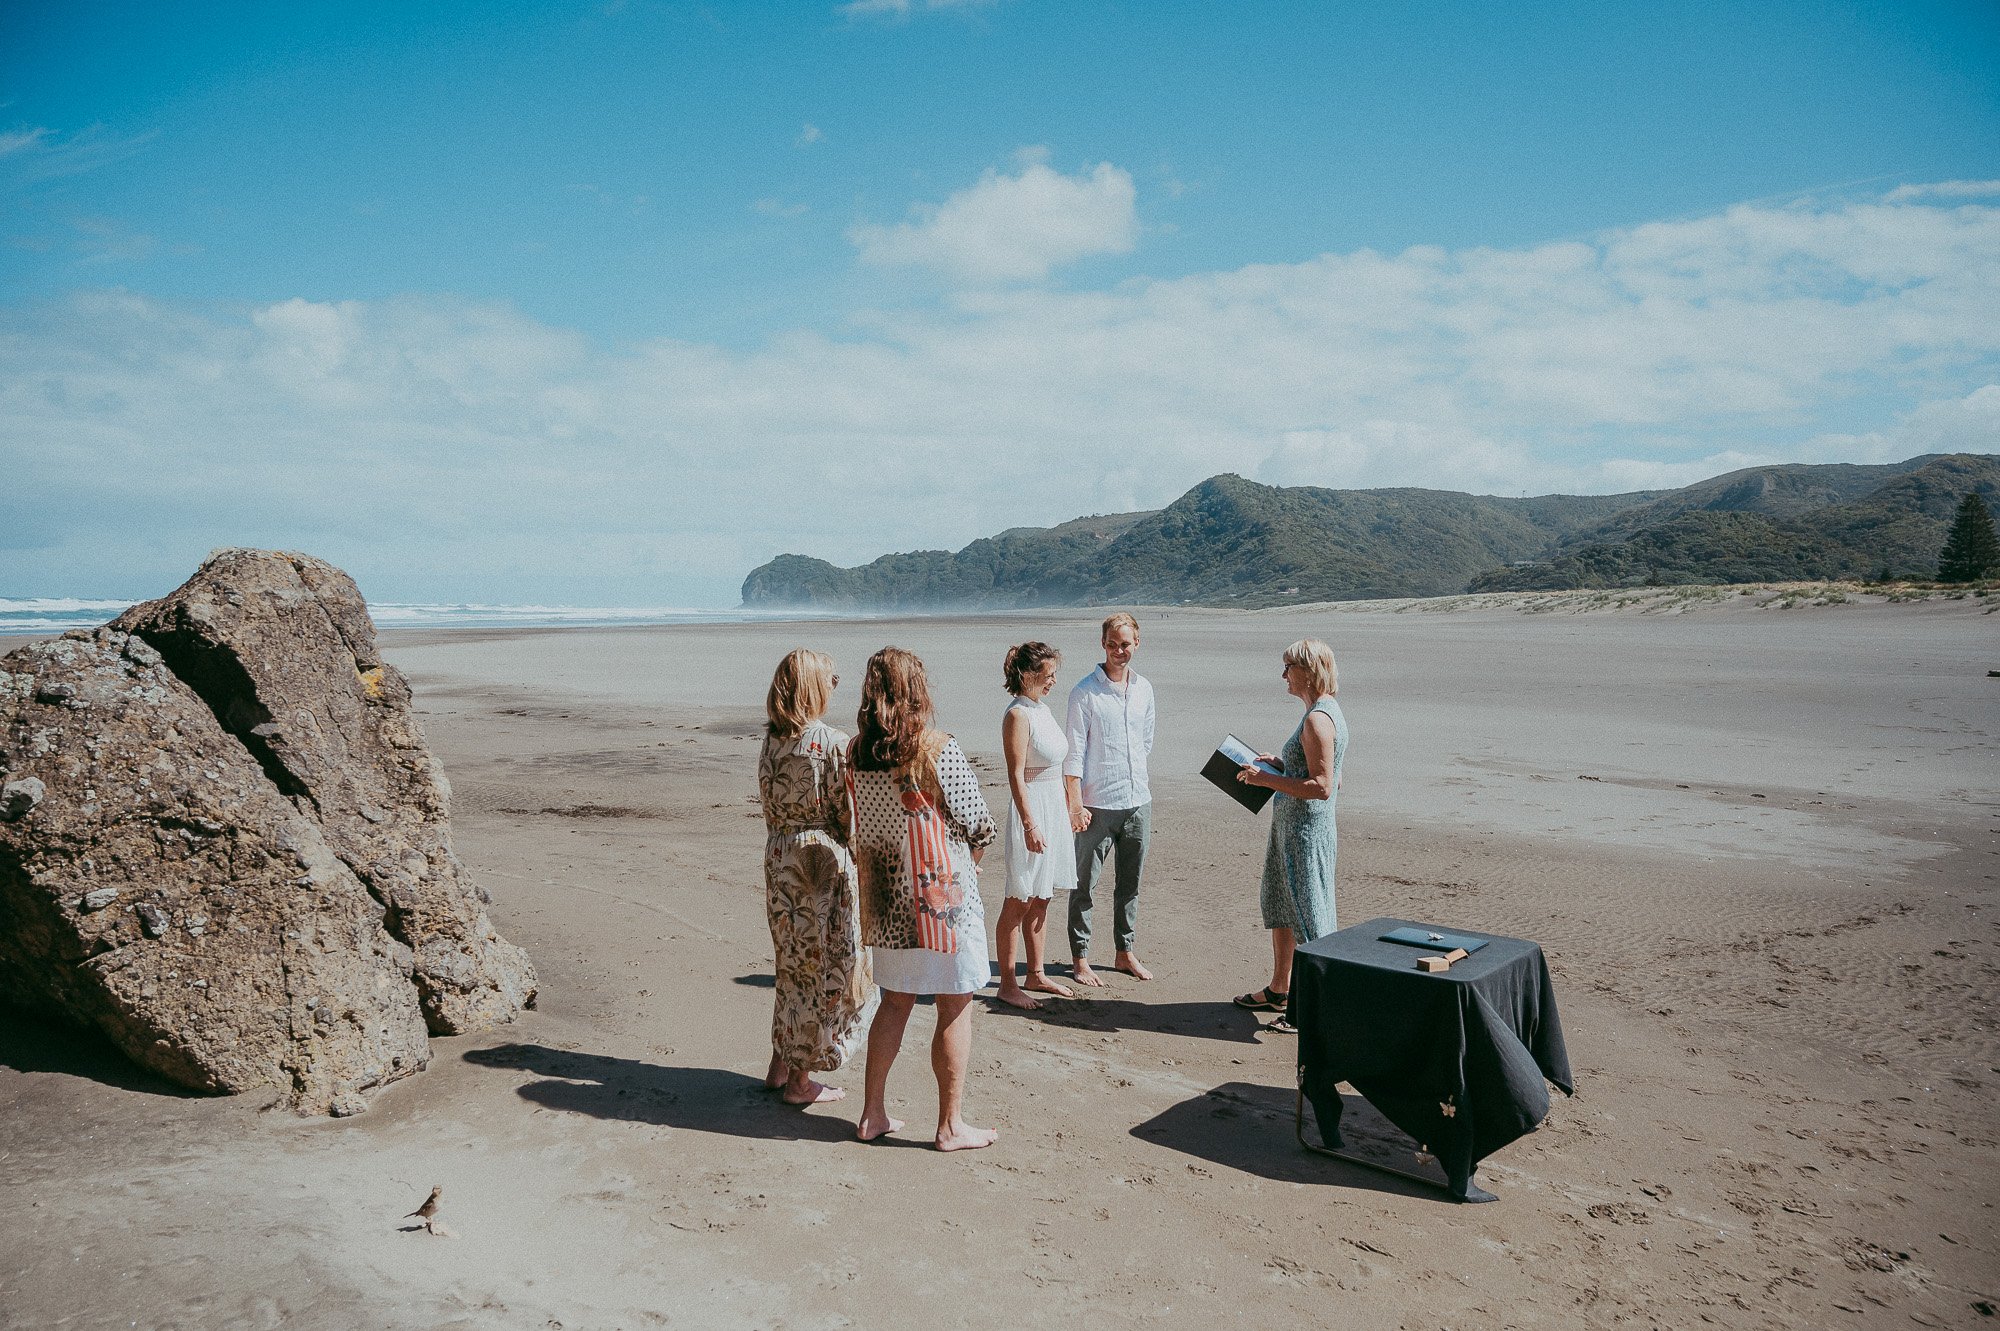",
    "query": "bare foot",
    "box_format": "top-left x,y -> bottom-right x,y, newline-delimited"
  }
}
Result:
1113,951 -> 1154,981
994,985 -> 1041,1010
764,1053 -> 785,1089
781,1078 -> 846,1105
856,1113 -> 904,1142
935,1123 -> 999,1152
1024,973 -> 1073,998
1072,959 -> 1107,988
